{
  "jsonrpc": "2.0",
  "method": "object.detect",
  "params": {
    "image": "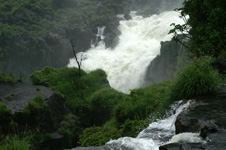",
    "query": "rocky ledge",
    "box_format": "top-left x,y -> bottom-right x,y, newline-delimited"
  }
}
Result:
0,82 -> 74,150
